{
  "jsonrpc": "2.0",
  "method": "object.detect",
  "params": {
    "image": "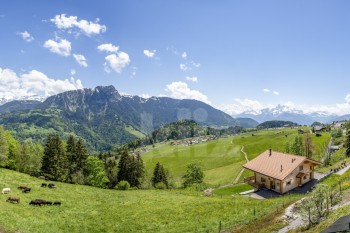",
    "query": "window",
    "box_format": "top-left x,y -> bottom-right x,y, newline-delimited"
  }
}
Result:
299,165 -> 303,171
261,177 -> 266,183
303,176 -> 307,180
287,181 -> 291,186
